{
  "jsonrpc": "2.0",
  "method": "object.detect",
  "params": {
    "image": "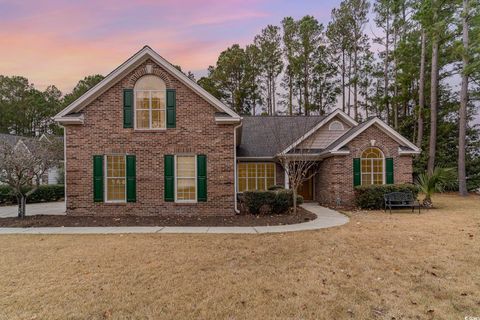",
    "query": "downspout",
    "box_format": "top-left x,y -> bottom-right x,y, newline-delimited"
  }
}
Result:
63,126 -> 67,213
233,122 -> 242,214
